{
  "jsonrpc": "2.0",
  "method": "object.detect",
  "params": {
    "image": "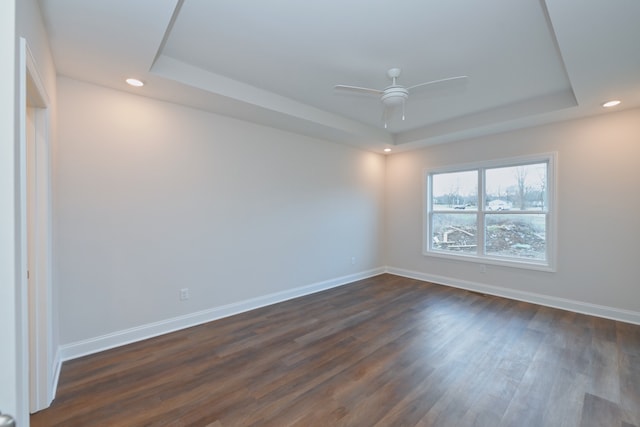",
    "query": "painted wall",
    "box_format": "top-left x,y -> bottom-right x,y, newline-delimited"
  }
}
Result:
55,77 -> 386,345
386,108 -> 640,317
